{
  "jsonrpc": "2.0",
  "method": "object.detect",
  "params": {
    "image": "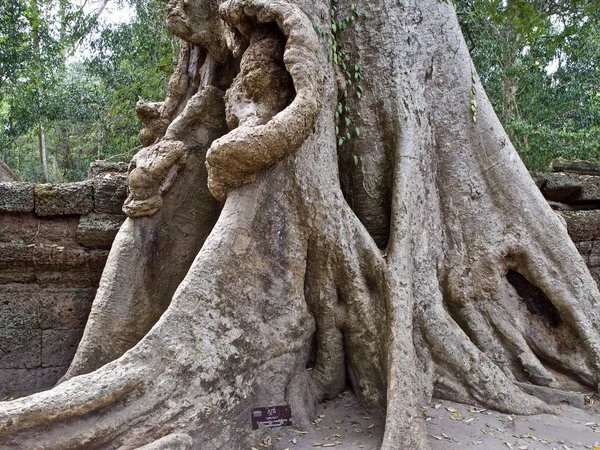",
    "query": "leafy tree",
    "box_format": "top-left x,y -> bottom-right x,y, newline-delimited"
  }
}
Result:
1,1 -> 600,449
457,0 -> 600,169
0,0 -> 85,181
81,0 -> 178,161
0,0 -> 176,181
